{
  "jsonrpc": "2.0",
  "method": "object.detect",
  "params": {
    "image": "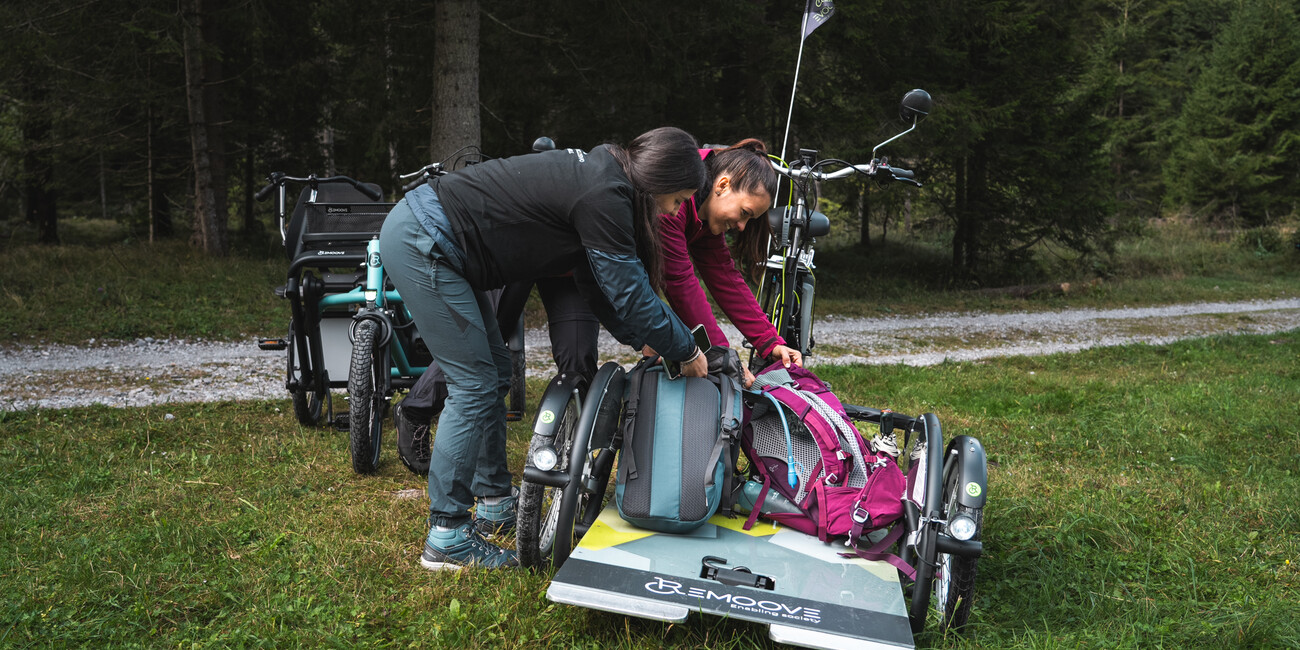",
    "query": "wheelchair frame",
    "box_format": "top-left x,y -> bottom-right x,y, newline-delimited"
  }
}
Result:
517,360 -> 987,638
258,175 -> 527,474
